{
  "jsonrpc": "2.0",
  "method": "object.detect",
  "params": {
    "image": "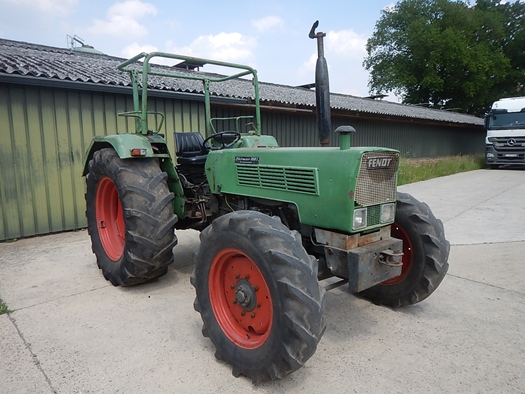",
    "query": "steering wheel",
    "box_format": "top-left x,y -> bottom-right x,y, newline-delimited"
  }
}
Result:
203,131 -> 241,150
